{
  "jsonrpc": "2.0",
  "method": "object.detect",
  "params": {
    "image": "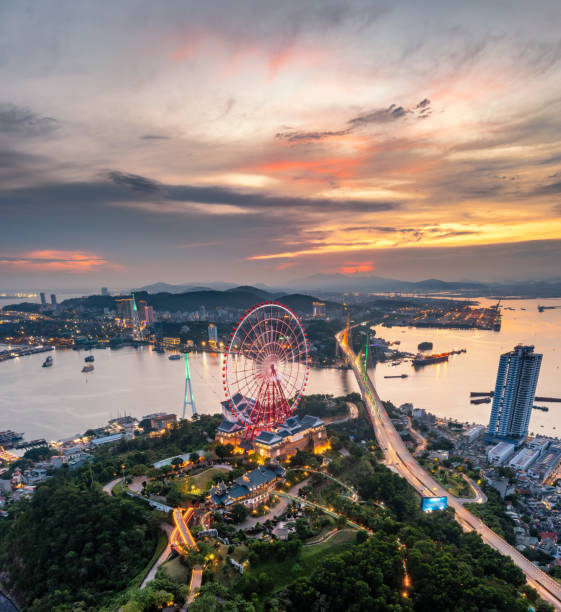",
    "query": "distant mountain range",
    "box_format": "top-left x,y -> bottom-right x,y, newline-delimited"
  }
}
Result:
287,273 -> 561,297
130,276 -> 561,299
131,281 -> 278,294
58,285 -> 342,315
